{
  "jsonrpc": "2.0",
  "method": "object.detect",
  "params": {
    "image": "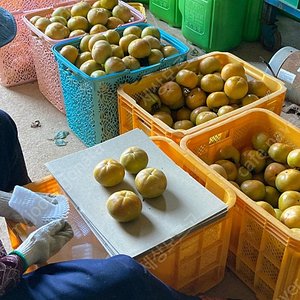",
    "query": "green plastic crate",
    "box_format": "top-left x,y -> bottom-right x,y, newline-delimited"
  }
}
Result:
123,0 -> 149,4
243,0 -> 264,42
149,0 -> 182,27
178,0 -> 247,52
